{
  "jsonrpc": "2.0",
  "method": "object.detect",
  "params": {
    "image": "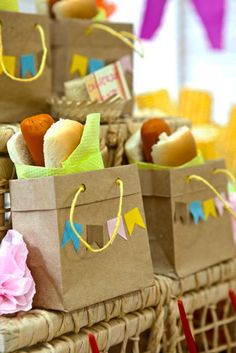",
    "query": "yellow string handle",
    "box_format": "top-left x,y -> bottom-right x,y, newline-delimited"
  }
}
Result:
69,178 -> 124,253
86,23 -> 144,58
0,23 -> 47,82
187,174 -> 236,221
213,168 -> 236,188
